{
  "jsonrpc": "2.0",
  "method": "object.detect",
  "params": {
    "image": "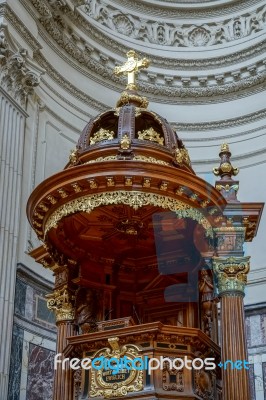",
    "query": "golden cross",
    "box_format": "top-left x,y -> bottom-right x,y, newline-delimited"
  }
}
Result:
114,50 -> 150,90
